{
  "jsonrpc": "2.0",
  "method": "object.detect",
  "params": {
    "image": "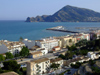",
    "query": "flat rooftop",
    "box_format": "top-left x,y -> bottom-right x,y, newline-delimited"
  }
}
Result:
31,58 -> 49,63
